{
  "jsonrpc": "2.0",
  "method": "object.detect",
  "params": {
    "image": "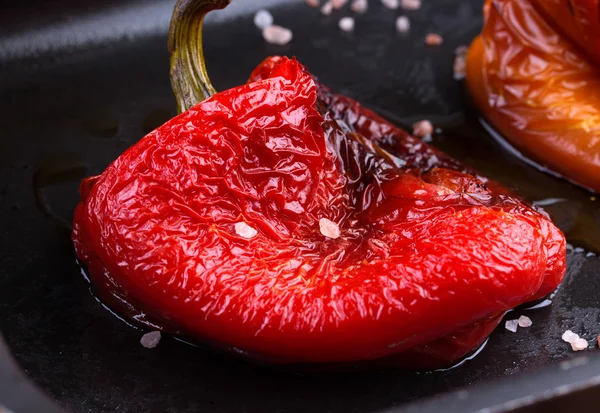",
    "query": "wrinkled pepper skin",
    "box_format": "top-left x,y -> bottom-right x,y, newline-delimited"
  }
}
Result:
73,57 -> 566,367
535,0 -> 600,67
466,0 -> 600,192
